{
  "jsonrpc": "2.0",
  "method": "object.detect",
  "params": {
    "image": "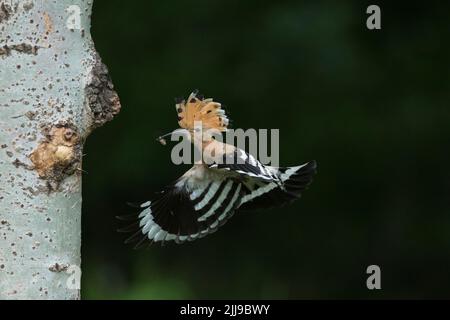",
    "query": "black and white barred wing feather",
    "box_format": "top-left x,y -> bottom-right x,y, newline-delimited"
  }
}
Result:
208,147 -> 279,182
239,161 -> 317,210
210,147 -> 317,210
122,166 -> 245,246
121,160 -> 316,246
